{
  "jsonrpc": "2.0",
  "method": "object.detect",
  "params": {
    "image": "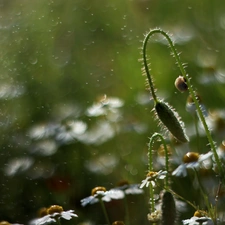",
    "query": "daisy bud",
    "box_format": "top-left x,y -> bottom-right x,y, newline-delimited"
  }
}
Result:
155,101 -> 189,143
175,76 -> 188,92
161,191 -> 176,225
